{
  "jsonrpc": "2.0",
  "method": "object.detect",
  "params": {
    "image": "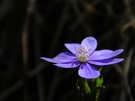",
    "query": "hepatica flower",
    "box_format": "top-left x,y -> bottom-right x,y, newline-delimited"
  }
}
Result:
40,37 -> 124,79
